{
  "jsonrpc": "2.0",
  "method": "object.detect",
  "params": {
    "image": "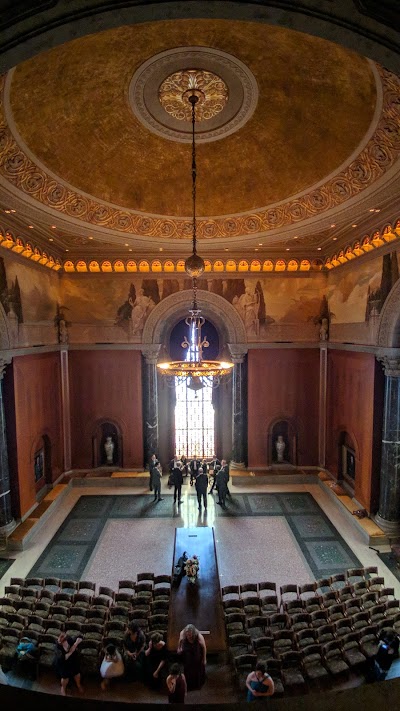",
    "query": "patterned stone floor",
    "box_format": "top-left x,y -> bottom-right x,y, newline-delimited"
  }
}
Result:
27,491 -> 361,585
